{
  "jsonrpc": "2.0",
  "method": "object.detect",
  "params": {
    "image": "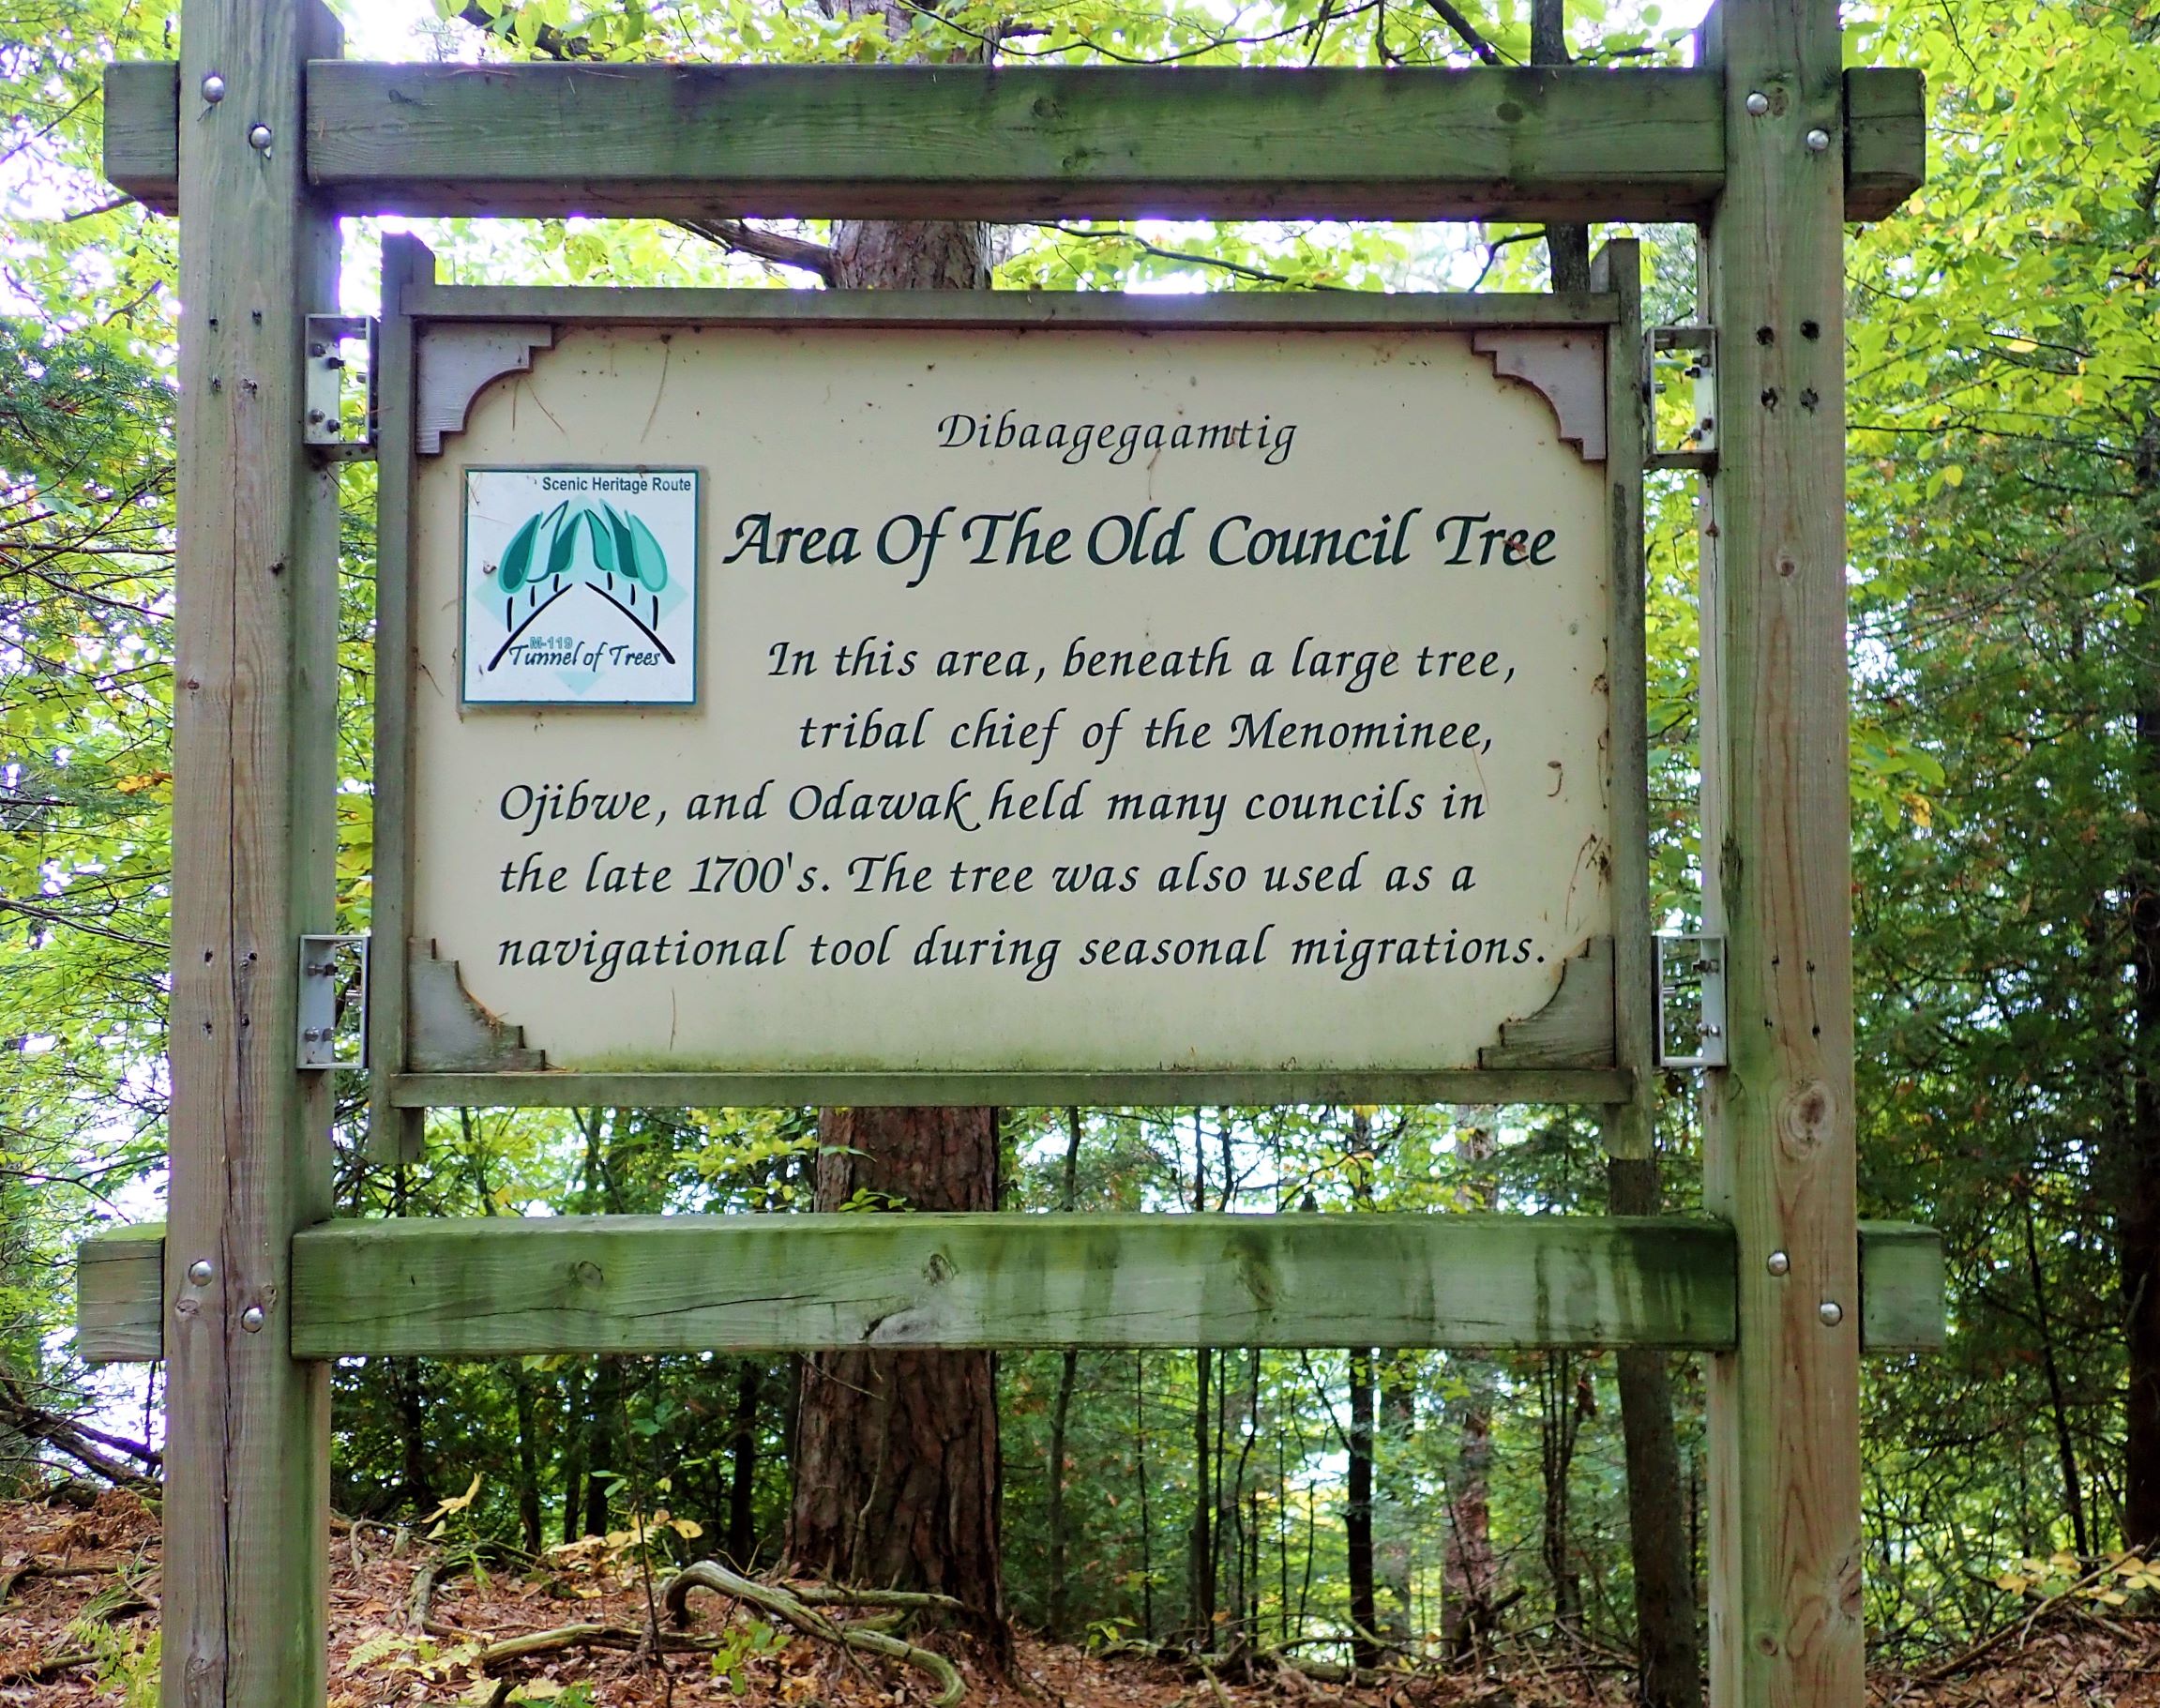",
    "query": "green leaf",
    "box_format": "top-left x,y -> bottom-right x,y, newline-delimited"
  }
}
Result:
497,510 -> 543,594
626,511 -> 669,592
583,506 -> 619,575
543,502 -> 579,582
